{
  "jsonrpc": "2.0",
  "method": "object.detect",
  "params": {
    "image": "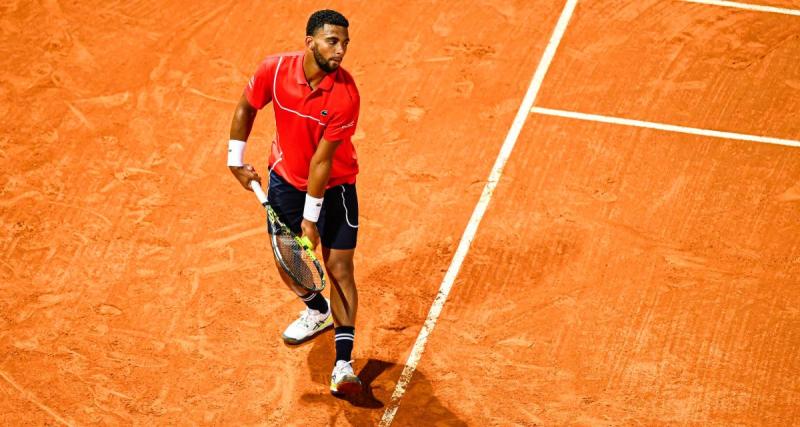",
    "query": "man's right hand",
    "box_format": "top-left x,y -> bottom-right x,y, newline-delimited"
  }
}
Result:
230,164 -> 261,191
